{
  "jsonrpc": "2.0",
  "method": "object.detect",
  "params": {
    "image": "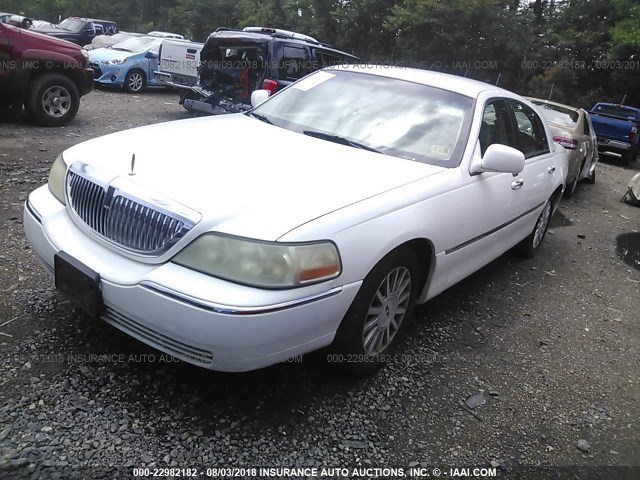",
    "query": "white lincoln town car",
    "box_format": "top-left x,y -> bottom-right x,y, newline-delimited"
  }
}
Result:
24,66 -> 567,374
